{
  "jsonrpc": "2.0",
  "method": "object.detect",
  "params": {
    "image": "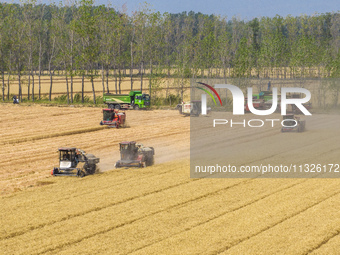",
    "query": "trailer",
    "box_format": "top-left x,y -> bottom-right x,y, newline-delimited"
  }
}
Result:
103,90 -> 150,110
